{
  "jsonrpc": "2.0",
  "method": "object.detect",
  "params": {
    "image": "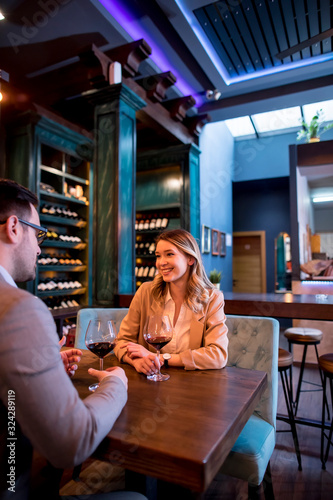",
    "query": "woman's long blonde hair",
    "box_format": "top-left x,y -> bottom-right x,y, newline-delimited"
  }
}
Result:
151,229 -> 214,313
